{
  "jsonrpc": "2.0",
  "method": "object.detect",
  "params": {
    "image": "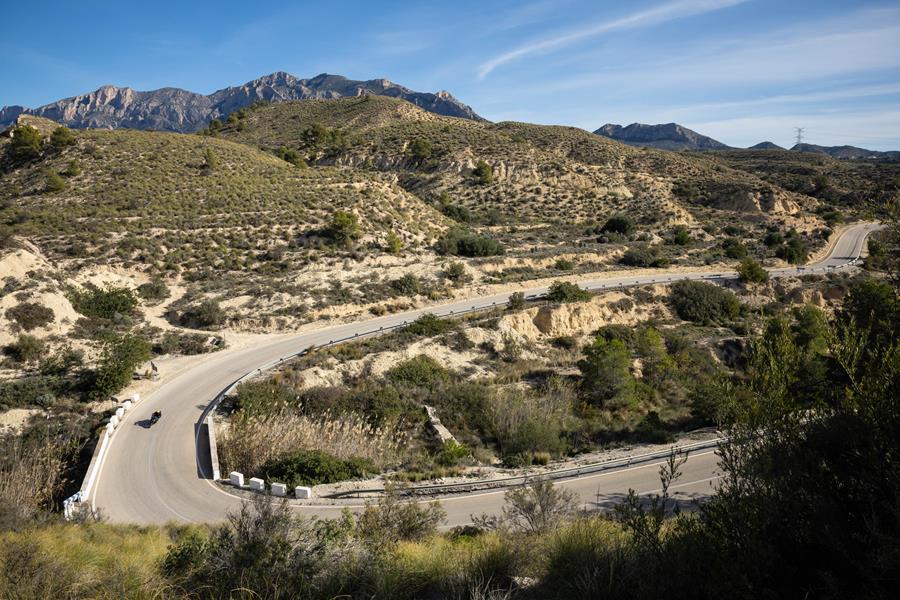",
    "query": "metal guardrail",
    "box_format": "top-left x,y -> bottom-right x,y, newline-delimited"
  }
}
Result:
323,437 -> 723,499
